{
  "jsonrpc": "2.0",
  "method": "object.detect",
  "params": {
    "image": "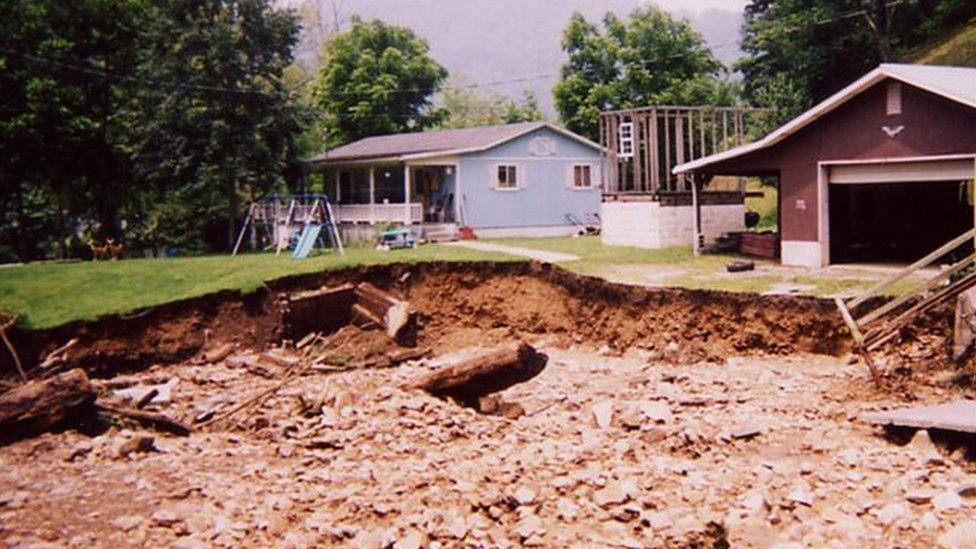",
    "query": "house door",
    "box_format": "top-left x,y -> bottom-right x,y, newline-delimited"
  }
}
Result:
412,167 -> 456,223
